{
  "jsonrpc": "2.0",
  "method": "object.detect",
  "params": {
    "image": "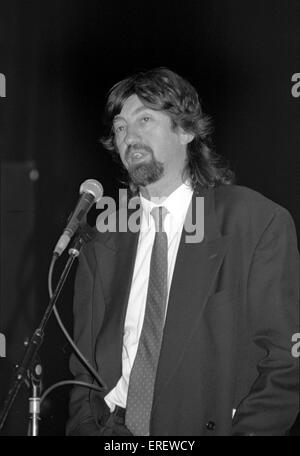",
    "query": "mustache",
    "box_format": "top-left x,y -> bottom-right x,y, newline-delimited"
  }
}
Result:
126,143 -> 153,159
